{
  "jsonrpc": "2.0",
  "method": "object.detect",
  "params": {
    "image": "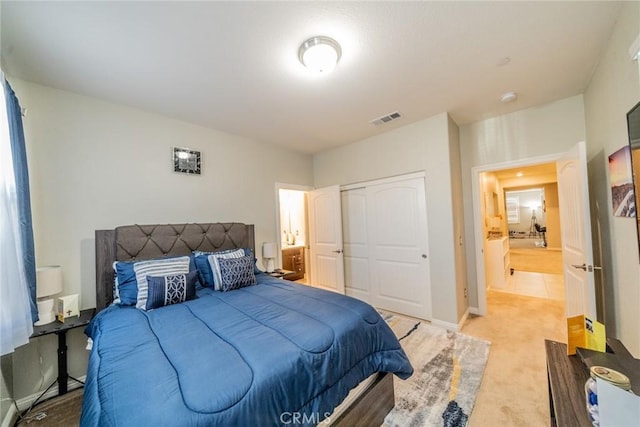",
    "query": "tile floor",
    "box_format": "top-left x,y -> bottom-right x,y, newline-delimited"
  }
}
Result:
492,269 -> 565,300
